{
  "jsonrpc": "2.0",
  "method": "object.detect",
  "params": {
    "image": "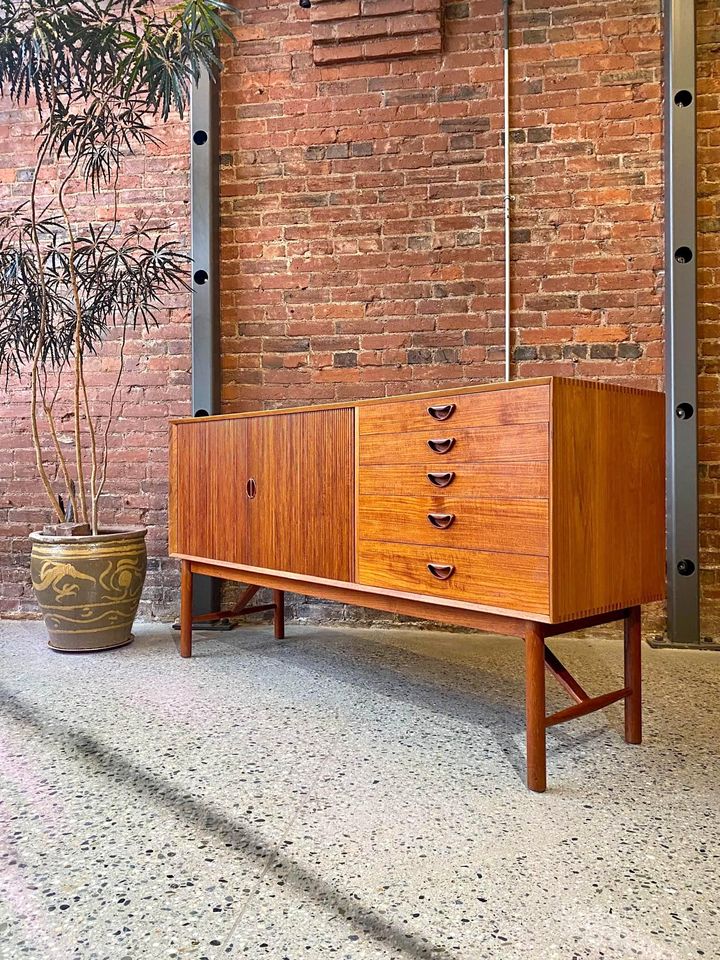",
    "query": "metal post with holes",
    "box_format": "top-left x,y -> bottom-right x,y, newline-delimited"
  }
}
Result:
663,0 -> 700,647
189,68 -> 220,616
